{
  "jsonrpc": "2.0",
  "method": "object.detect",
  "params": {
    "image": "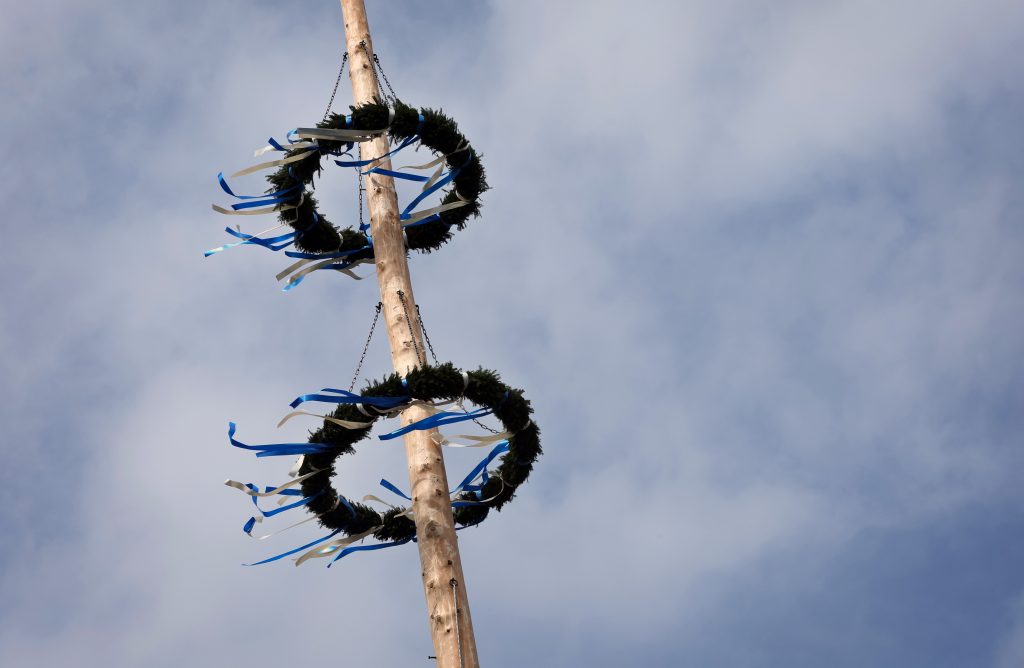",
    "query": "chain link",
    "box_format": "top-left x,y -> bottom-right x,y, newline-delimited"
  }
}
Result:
451,578 -> 464,668
372,53 -> 398,101
414,303 -> 499,434
396,290 -> 423,365
415,305 -> 440,365
322,52 -> 348,121
348,302 -> 383,392
357,171 -> 367,232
